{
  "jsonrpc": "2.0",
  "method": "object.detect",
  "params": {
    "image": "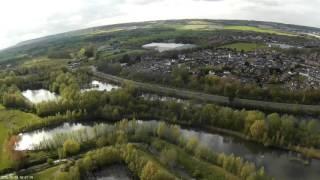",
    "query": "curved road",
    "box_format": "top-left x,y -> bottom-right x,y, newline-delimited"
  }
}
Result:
90,66 -> 320,116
